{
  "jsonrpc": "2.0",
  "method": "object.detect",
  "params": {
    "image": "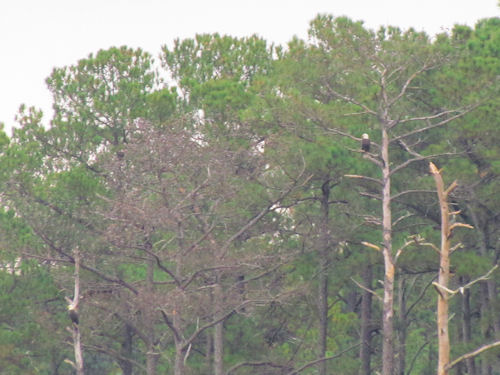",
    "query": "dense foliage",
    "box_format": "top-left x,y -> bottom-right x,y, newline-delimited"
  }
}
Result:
0,16 -> 499,375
